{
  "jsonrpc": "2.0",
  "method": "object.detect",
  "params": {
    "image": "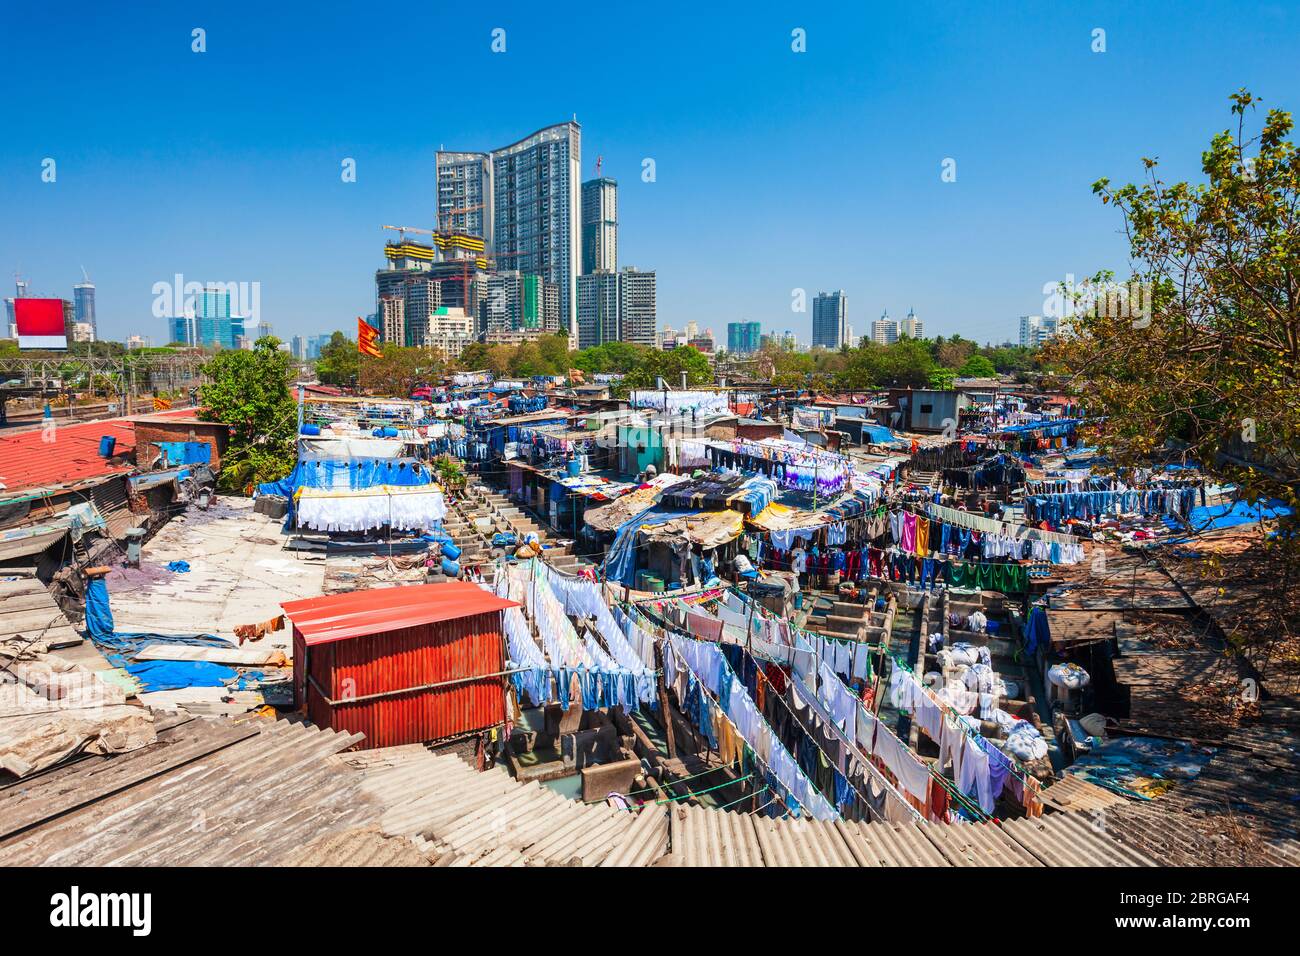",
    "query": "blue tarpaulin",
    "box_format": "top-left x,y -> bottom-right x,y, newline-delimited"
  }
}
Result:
256,456 -> 434,520
1161,498 -> 1292,533
603,509 -> 699,586
91,632 -> 238,693
861,424 -> 902,445
85,576 -> 114,639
